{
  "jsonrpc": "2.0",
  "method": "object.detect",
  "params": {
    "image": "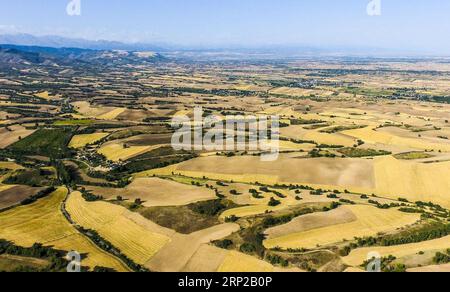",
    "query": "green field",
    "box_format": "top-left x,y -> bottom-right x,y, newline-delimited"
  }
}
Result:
8,128 -> 73,158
